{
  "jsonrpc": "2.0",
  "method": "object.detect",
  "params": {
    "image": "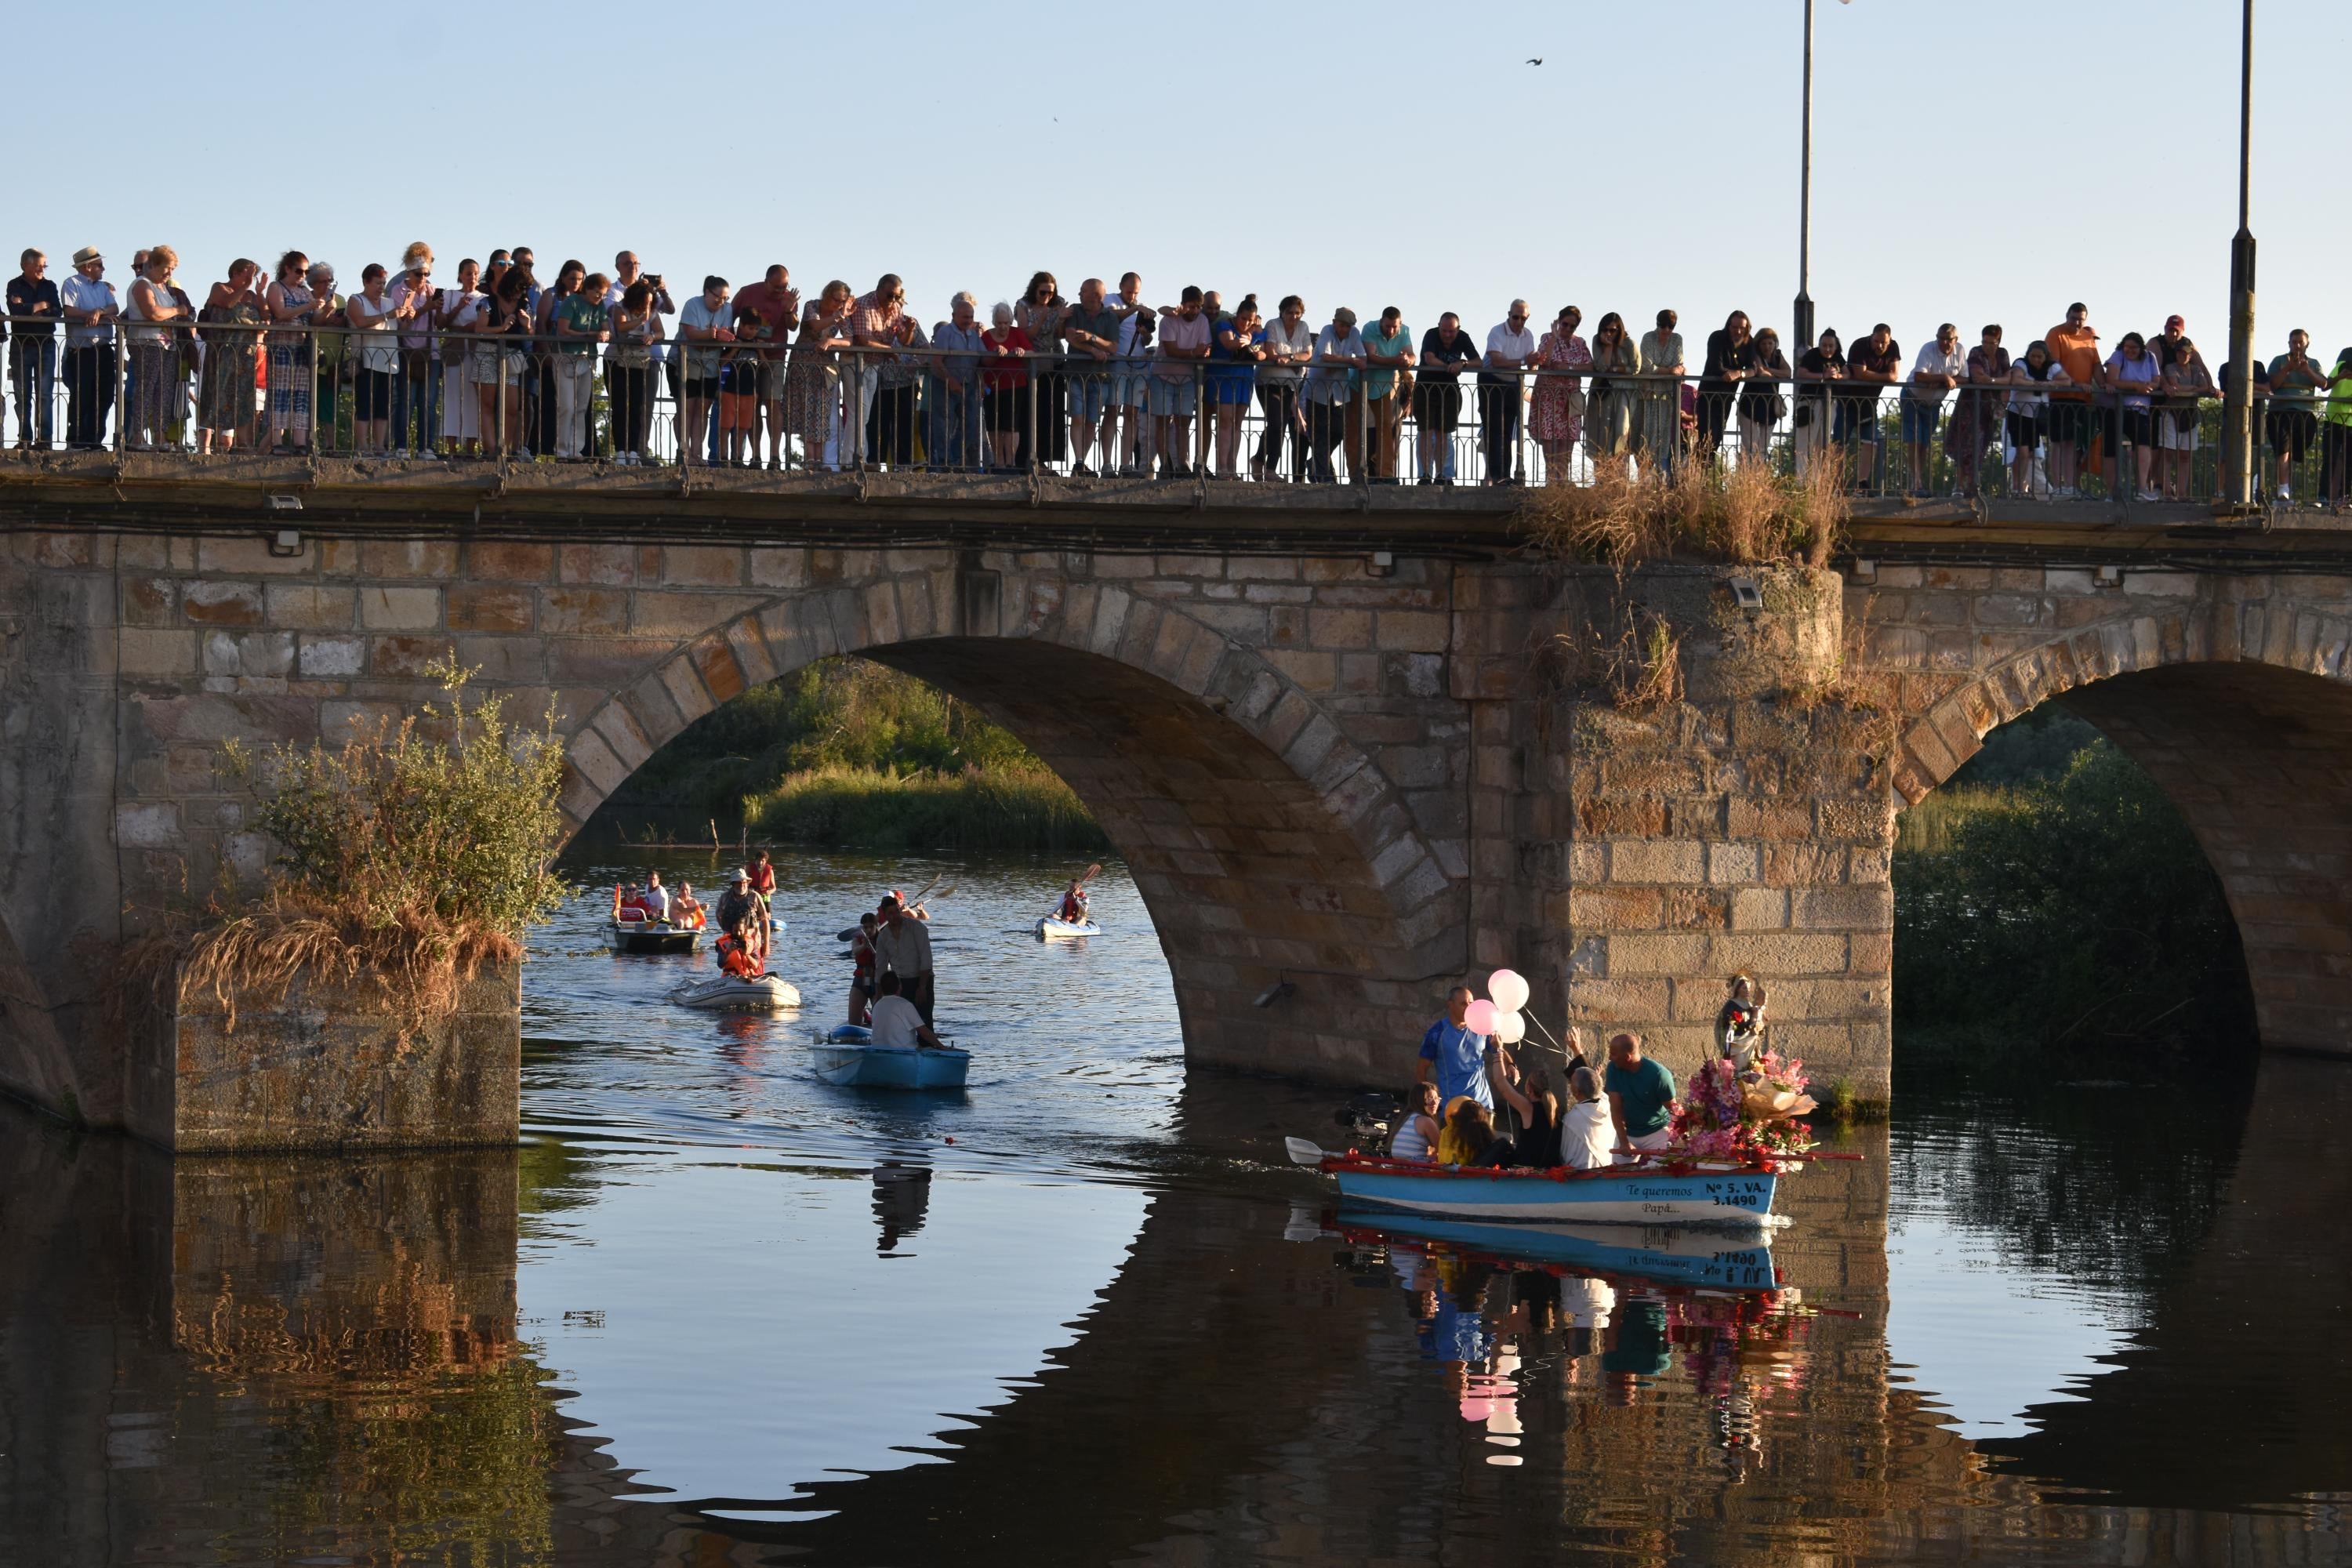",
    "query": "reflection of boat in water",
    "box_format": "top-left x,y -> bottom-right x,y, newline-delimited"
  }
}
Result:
669,973 -> 801,1011
810,1025 -> 971,1090
610,921 -> 702,955
1294,1142 -> 1778,1227
1335,1210 -> 1780,1296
